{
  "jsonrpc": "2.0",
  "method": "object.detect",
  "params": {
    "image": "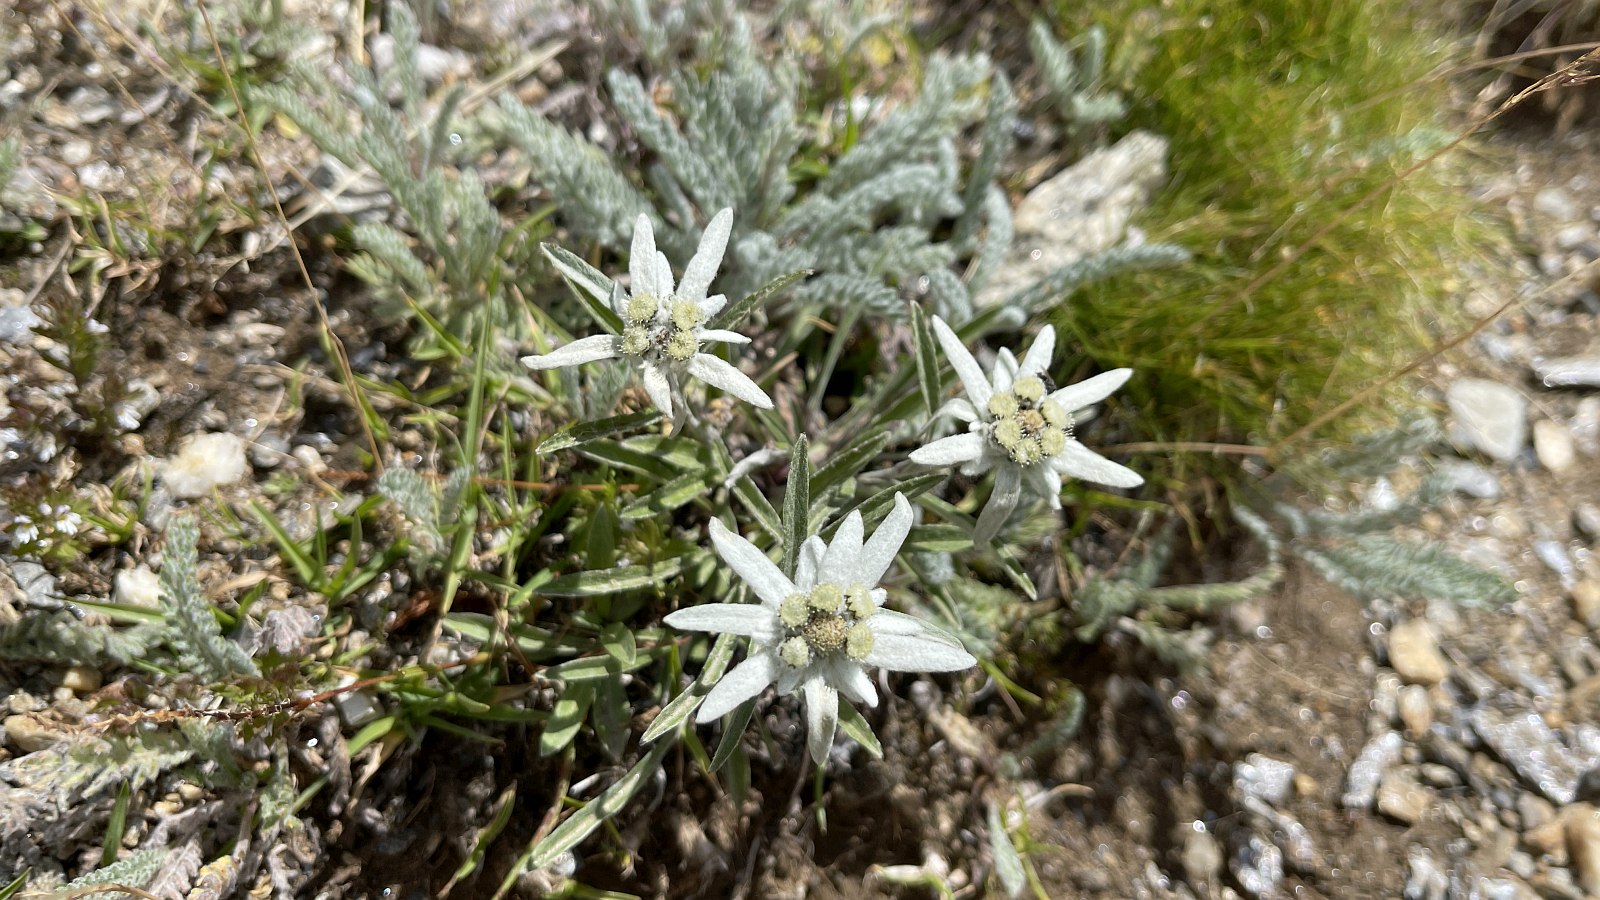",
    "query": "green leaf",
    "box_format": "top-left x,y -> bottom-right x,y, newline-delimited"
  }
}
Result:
538,559 -> 682,597
642,632 -> 738,743
822,472 -> 947,539
836,699 -> 883,759
543,243 -> 623,334
0,870 -> 27,900
710,268 -> 811,331
579,441 -> 681,481
781,435 -> 810,579
599,622 -> 637,666
537,410 -> 663,454
903,524 -> 974,553
544,652 -> 653,682
593,674 -> 631,761
523,737 -> 675,871
539,681 -> 594,756
709,697 -> 757,772
810,428 -> 892,509
620,469 -> 717,520
446,781 -> 517,890
988,801 -> 1027,899
732,479 -> 784,543
911,301 -> 942,417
